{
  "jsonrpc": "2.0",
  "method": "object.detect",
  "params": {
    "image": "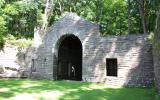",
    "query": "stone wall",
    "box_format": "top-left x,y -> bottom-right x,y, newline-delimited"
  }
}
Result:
82,35 -> 154,87
29,13 -> 154,87
0,47 -> 28,78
